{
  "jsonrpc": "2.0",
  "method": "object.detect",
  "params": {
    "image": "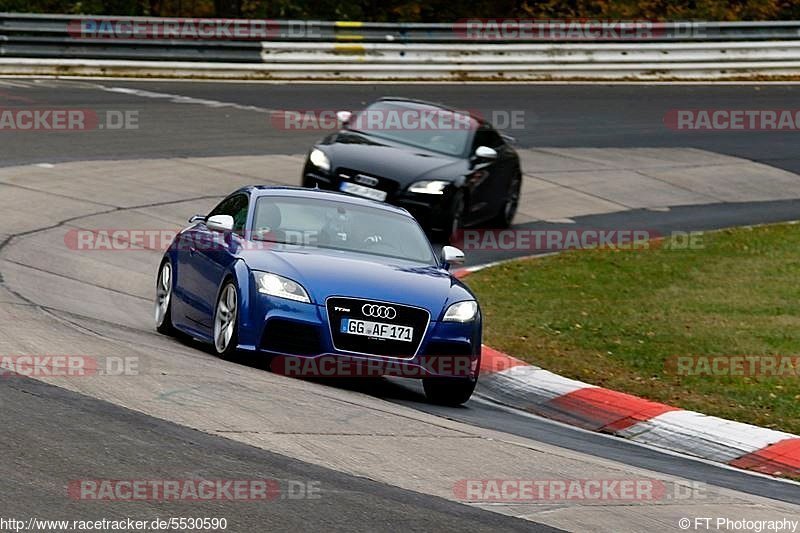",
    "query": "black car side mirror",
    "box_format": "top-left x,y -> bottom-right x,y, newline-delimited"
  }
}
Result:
337,111 -> 352,126
474,146 -> 498,161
